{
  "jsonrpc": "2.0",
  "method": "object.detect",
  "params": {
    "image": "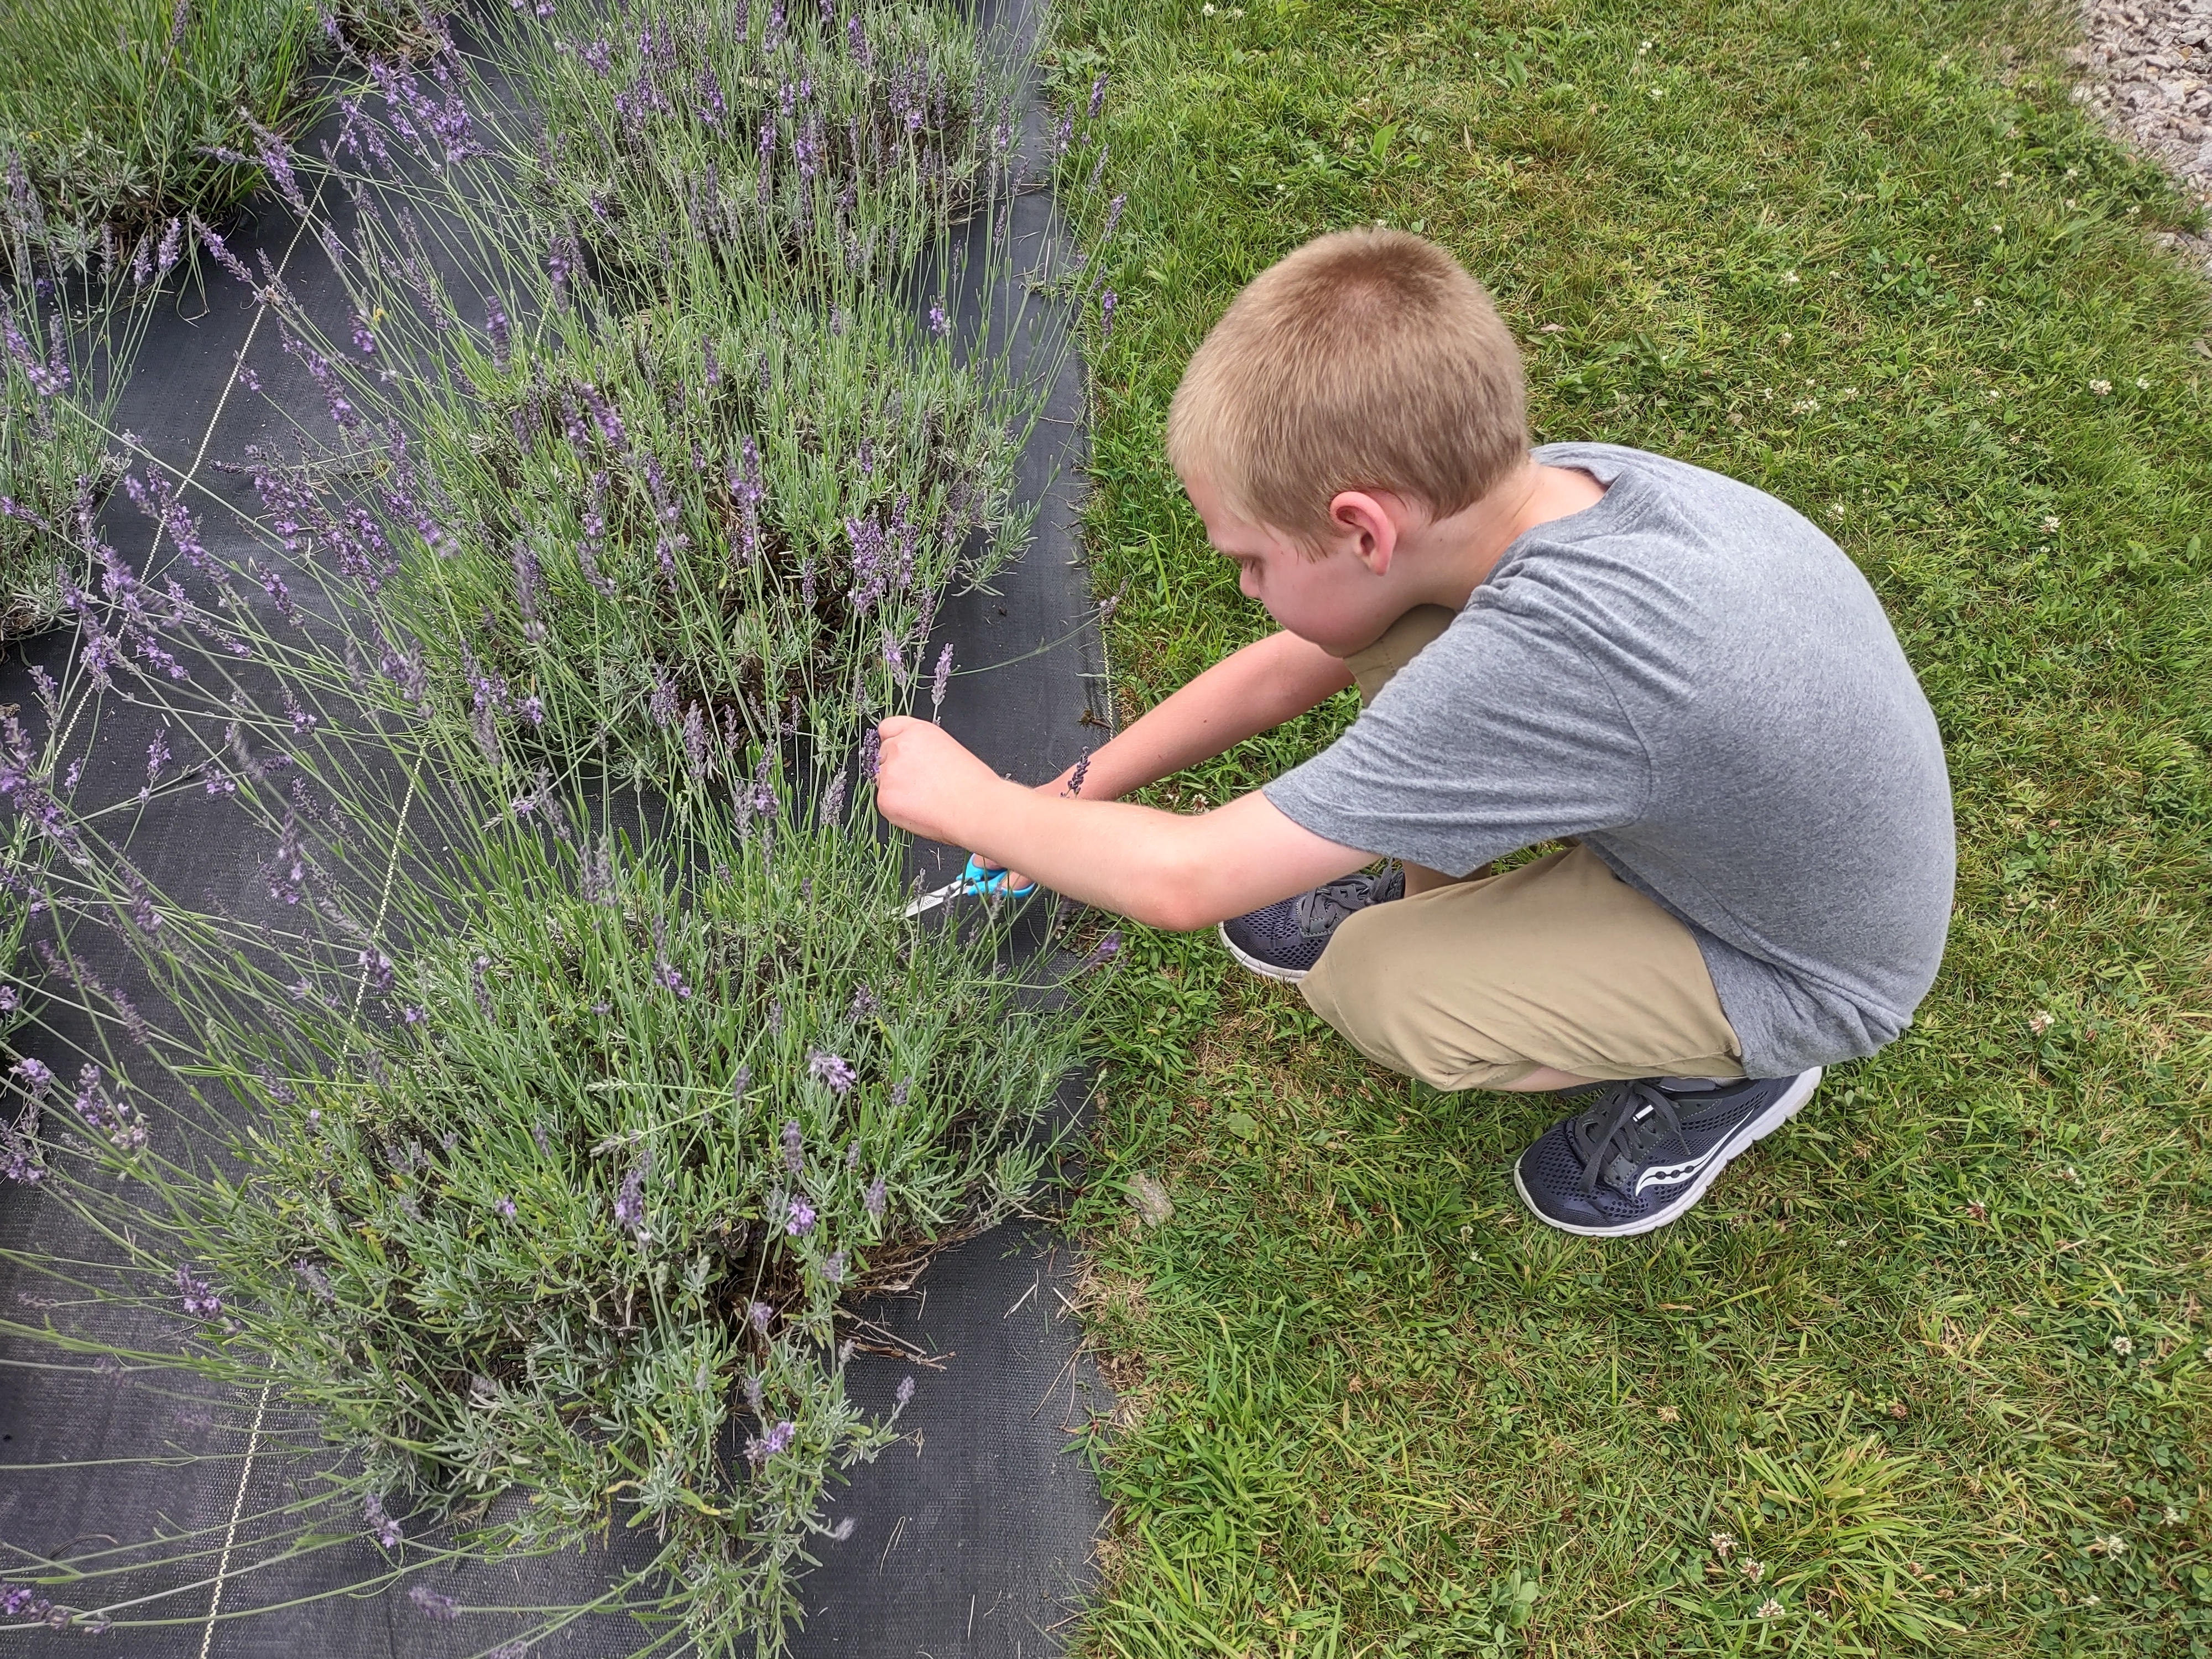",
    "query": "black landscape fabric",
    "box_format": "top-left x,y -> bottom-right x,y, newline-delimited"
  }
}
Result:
0,23 -> 1113,1659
